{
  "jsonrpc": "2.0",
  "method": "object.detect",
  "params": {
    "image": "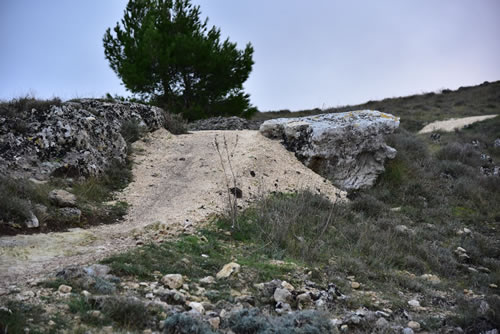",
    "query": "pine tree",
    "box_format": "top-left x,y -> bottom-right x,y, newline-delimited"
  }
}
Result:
103,0 -> 256,121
